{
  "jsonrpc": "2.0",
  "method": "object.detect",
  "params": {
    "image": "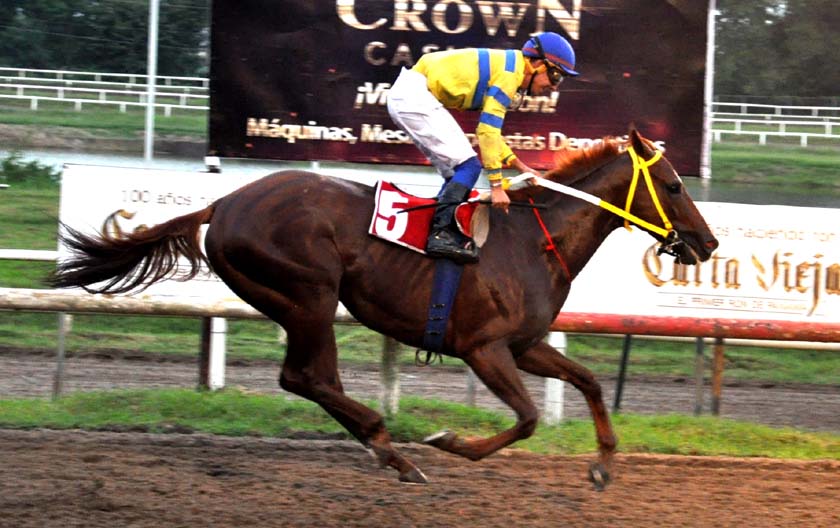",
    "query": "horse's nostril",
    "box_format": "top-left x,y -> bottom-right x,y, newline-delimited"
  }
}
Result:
705,238 -> 719,251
